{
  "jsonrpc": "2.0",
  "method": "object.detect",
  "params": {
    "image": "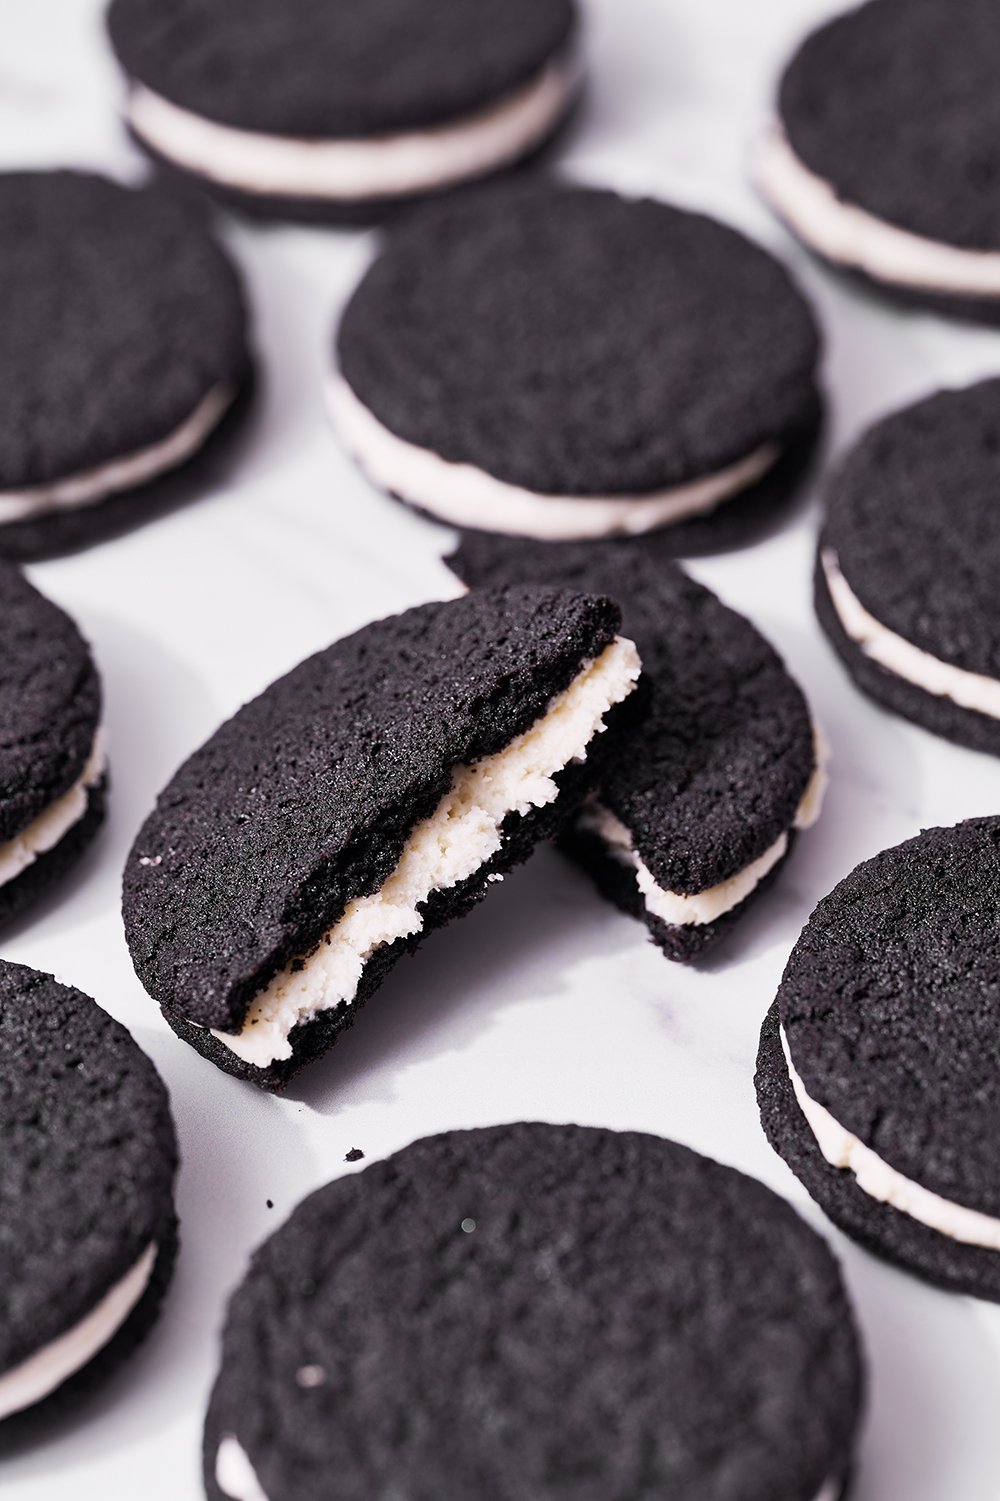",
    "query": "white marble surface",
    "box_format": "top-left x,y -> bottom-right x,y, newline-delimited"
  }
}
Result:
3,2 -> 1000,1497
